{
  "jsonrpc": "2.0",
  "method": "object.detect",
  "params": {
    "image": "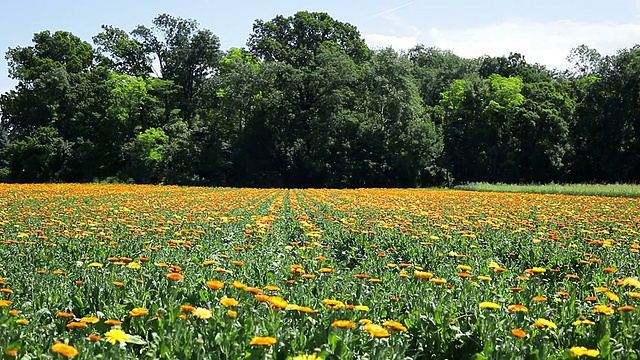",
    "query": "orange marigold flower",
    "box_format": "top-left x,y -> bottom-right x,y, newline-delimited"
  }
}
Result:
254,294 -> 271,302
511,328 -> 527,338
507,304 -> 529,313
532,296 -> 547,302
165,273 -> 184,281
429,278 -> 447,285
232,260 -> 244,266
331,320 -> 356,329
87,334 -> 102,341
414,271 -> 433,279
250,336 -> 277,346
56,312 -> 75,318
103,319 -> 122,326
112,281 -> 124,287
180,305 -> 196,313
6,349 -> 18,356
618,305 -> 637,311
319,268 -> 334,273
231,280 -> 247,289
129,307 -> 149,317
603,267 -> 616,273
51,342 -> 78,358
66,322 -> 87,329
354,273 -> 370,279
264,285 -> 280,291
8,310 -> 19,316
243,287 -> 263,294
509,287 -> 524,292
322,299 -> 345,309
268,296 -> 288,310
458,272 -> 472,278
206,280 -> 224,290
585,296 -> 597,301
1,288 -> 13,293
383,320 -> 407,331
